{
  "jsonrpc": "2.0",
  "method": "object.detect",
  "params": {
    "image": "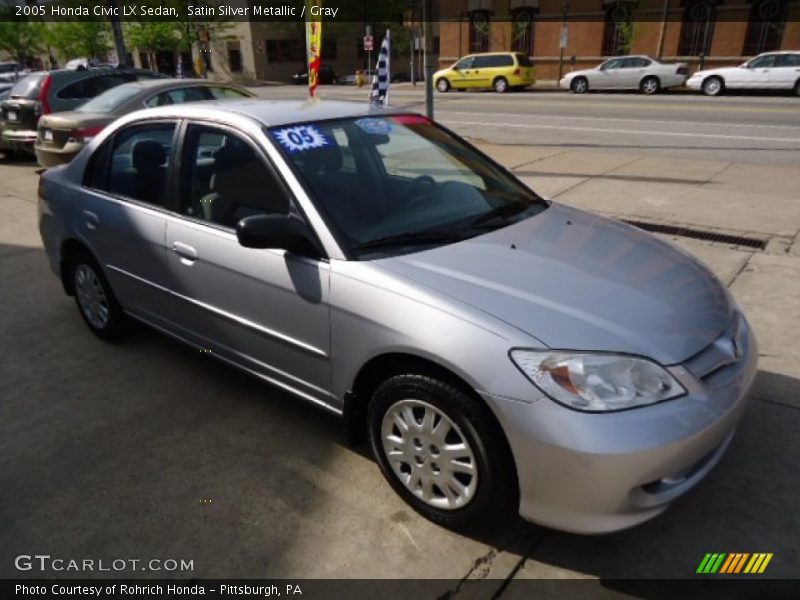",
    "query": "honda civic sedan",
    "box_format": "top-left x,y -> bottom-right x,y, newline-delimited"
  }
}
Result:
38,100 -> 757,533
